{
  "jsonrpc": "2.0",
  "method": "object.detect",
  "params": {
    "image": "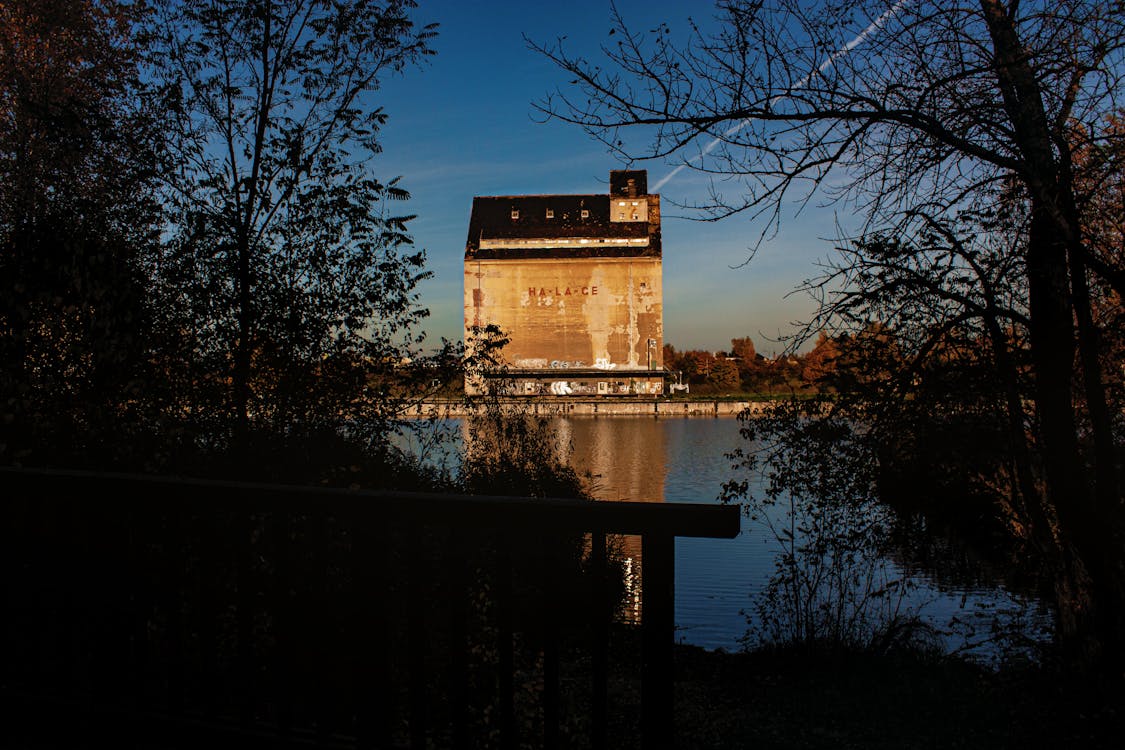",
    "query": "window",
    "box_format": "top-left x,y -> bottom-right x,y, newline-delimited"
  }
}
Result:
580,209 -> 589,219
546,208 -> 554,219
511,209 -> 519,220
